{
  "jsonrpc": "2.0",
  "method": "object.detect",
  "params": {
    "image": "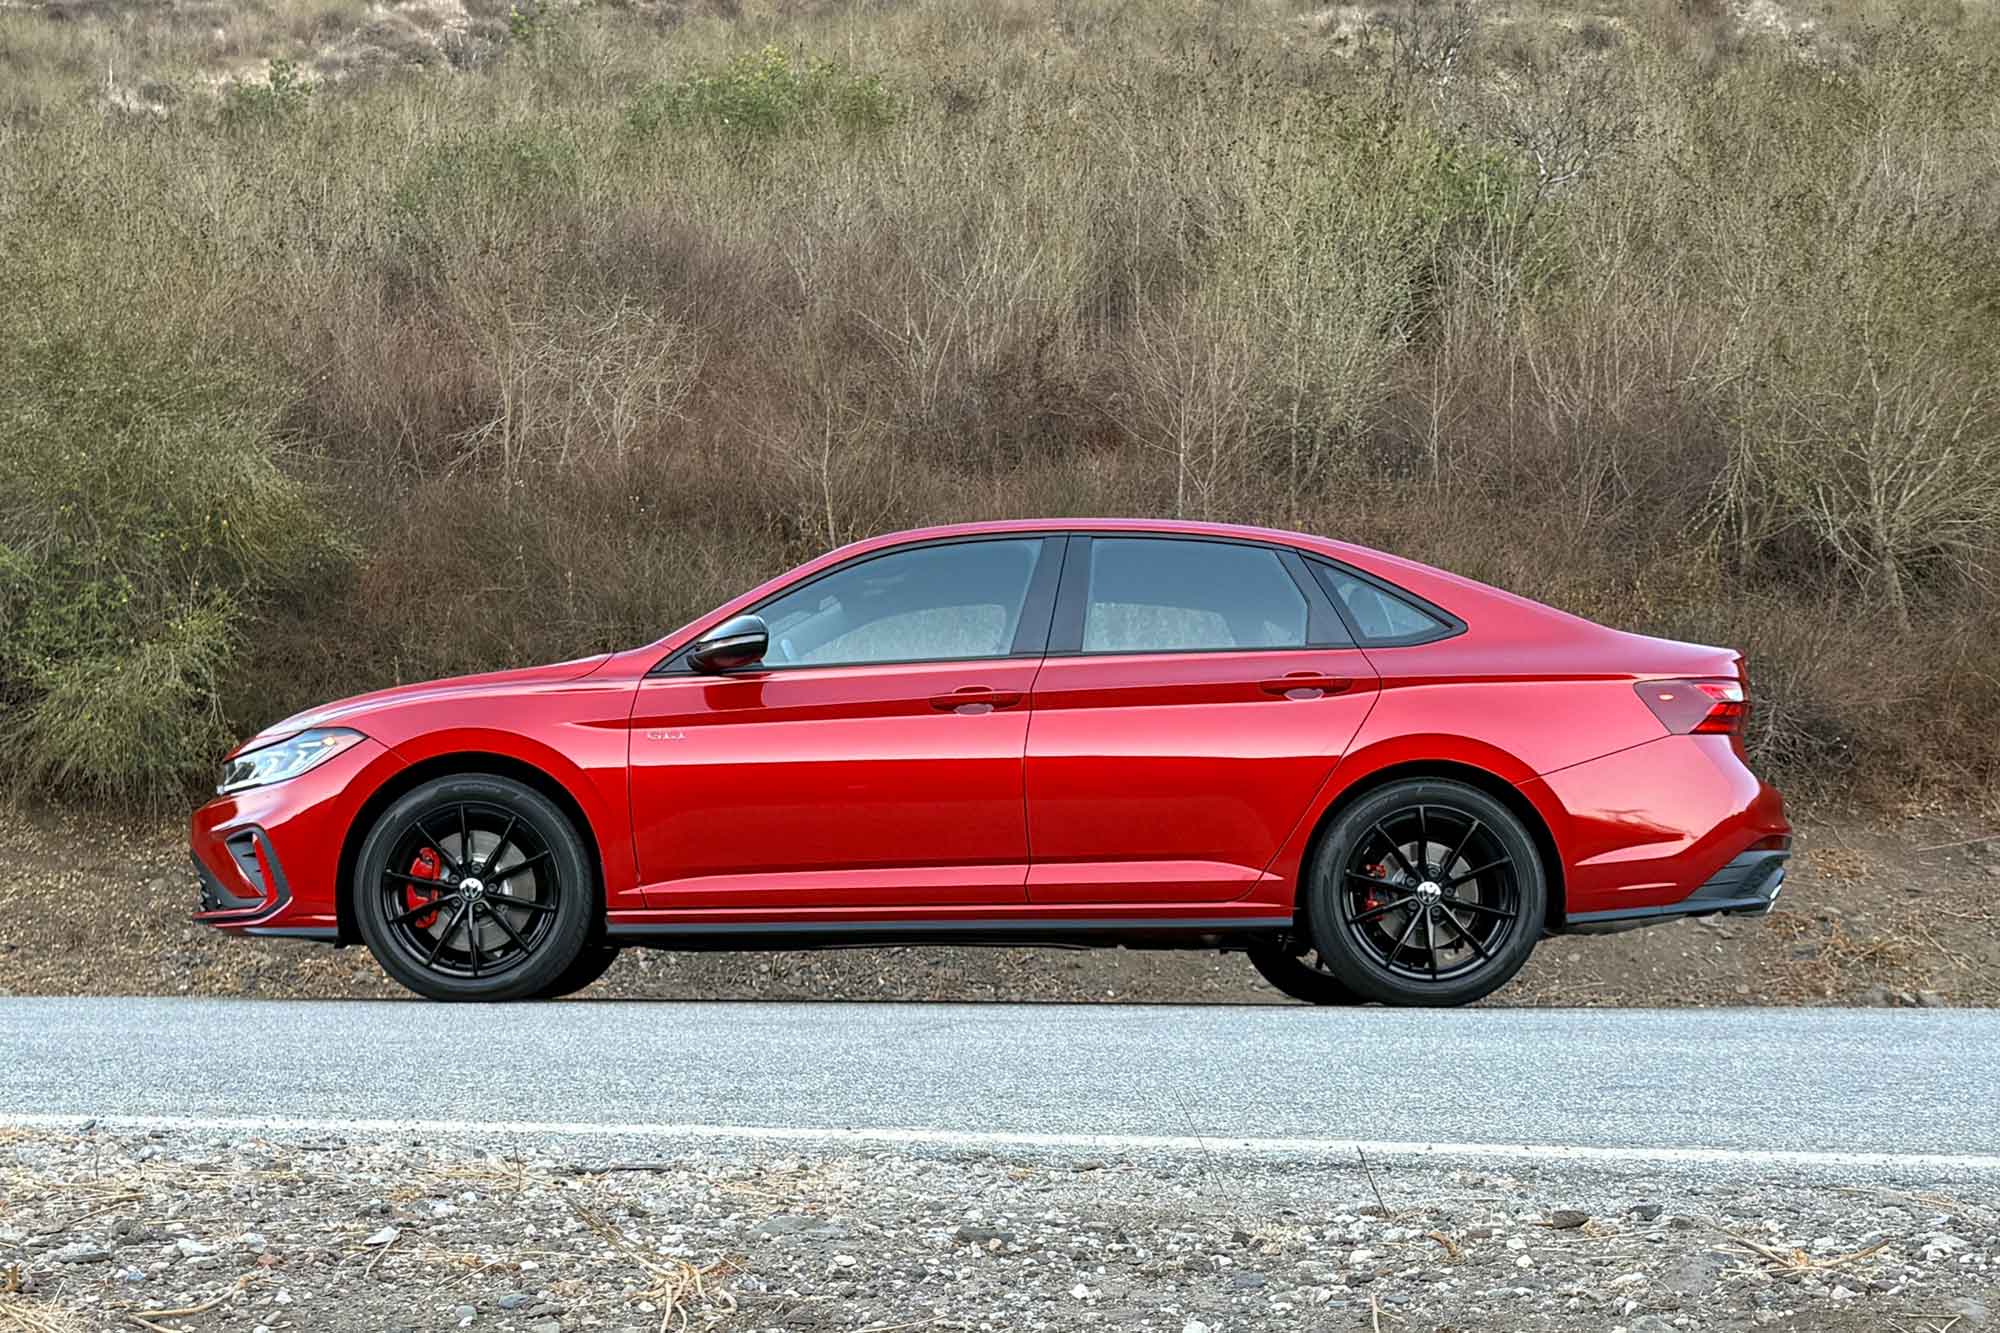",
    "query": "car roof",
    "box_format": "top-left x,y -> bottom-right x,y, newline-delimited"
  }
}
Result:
832,518 -> 1438,585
